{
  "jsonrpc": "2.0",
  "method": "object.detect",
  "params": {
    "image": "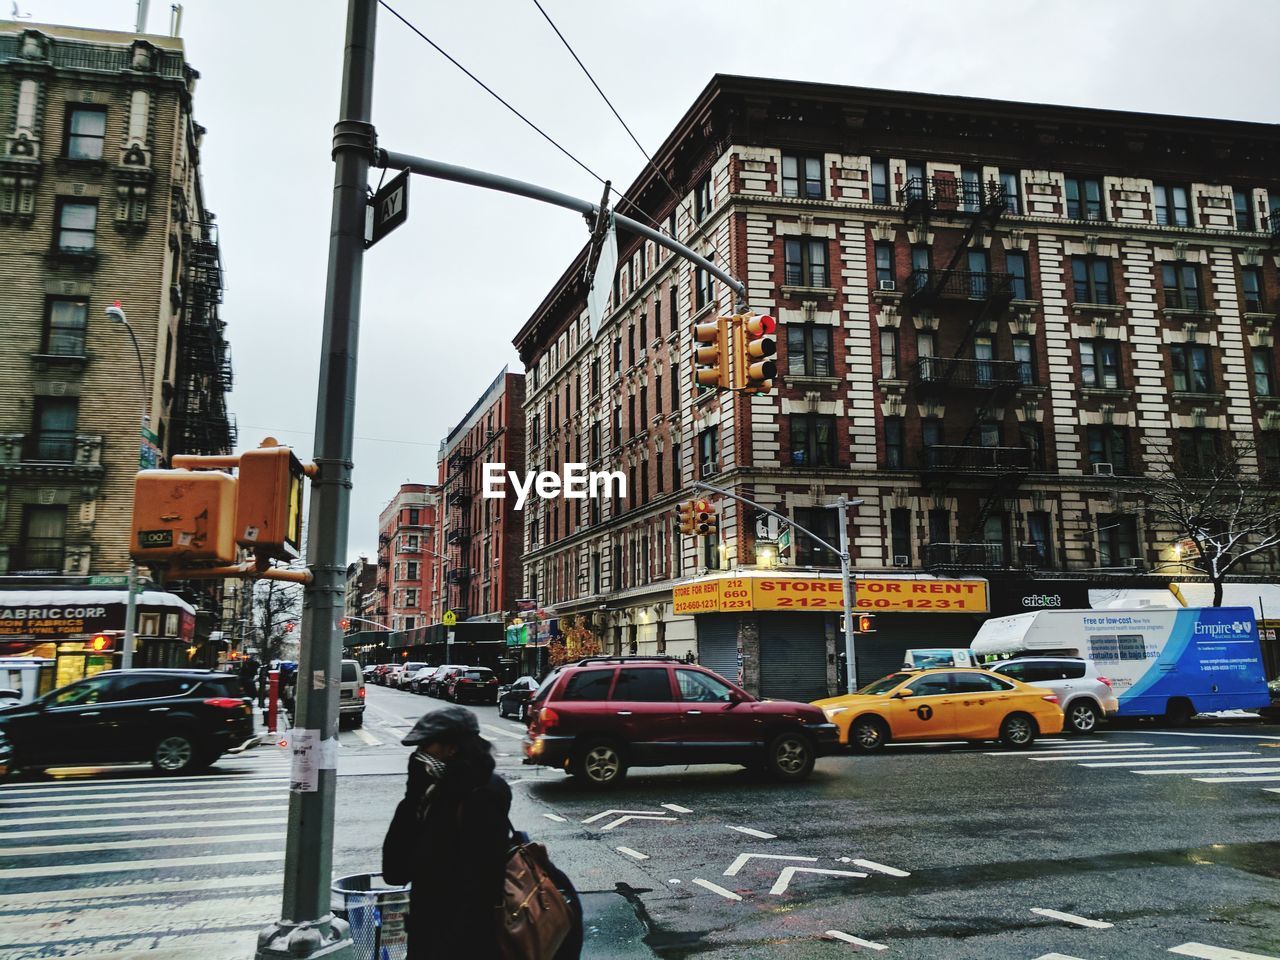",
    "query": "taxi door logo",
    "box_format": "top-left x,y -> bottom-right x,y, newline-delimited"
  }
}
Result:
916,704 -> 933,721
